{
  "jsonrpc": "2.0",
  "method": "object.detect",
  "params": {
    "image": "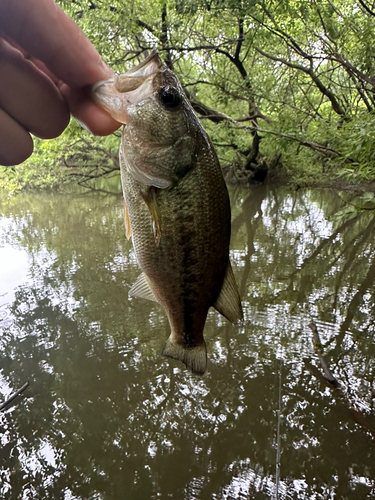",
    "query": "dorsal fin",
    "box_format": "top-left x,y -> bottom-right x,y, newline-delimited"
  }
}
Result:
129,273 -> 159,303
213,262 -> 243,323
